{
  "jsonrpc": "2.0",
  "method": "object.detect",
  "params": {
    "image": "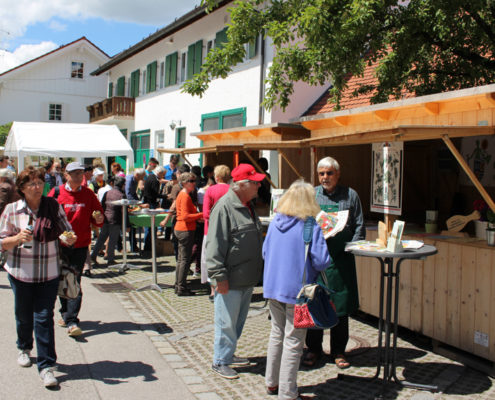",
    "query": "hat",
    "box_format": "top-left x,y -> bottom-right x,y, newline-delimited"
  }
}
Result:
66,162 -> 84,172
93,168 -> 104,177
231,164 -> 266,182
